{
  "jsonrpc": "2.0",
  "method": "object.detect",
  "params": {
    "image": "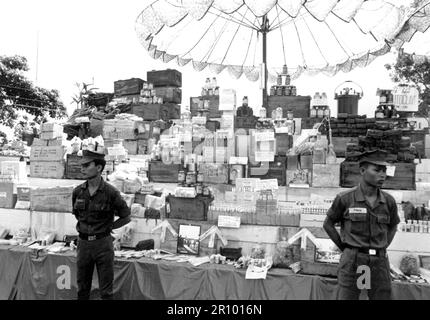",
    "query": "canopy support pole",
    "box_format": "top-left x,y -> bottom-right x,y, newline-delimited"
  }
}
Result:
262,15 -> 269,109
